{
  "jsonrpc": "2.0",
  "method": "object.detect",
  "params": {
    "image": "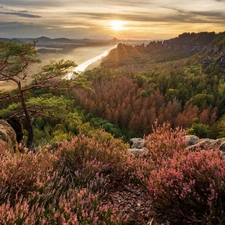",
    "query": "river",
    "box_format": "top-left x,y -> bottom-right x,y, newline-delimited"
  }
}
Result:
62,45 -> 116,80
